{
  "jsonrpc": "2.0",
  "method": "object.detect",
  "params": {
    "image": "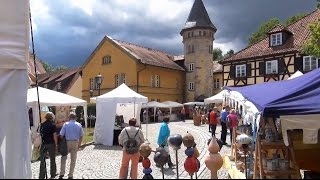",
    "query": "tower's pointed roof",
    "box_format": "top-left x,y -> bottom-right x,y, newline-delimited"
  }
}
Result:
180,0 -> 217,35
